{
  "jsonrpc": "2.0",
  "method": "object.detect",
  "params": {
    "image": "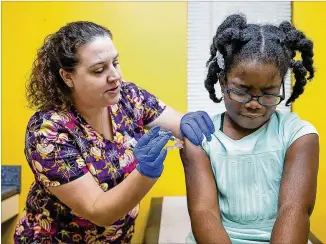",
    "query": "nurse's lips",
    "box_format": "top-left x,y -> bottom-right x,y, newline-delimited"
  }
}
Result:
105,86 -> 120,94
